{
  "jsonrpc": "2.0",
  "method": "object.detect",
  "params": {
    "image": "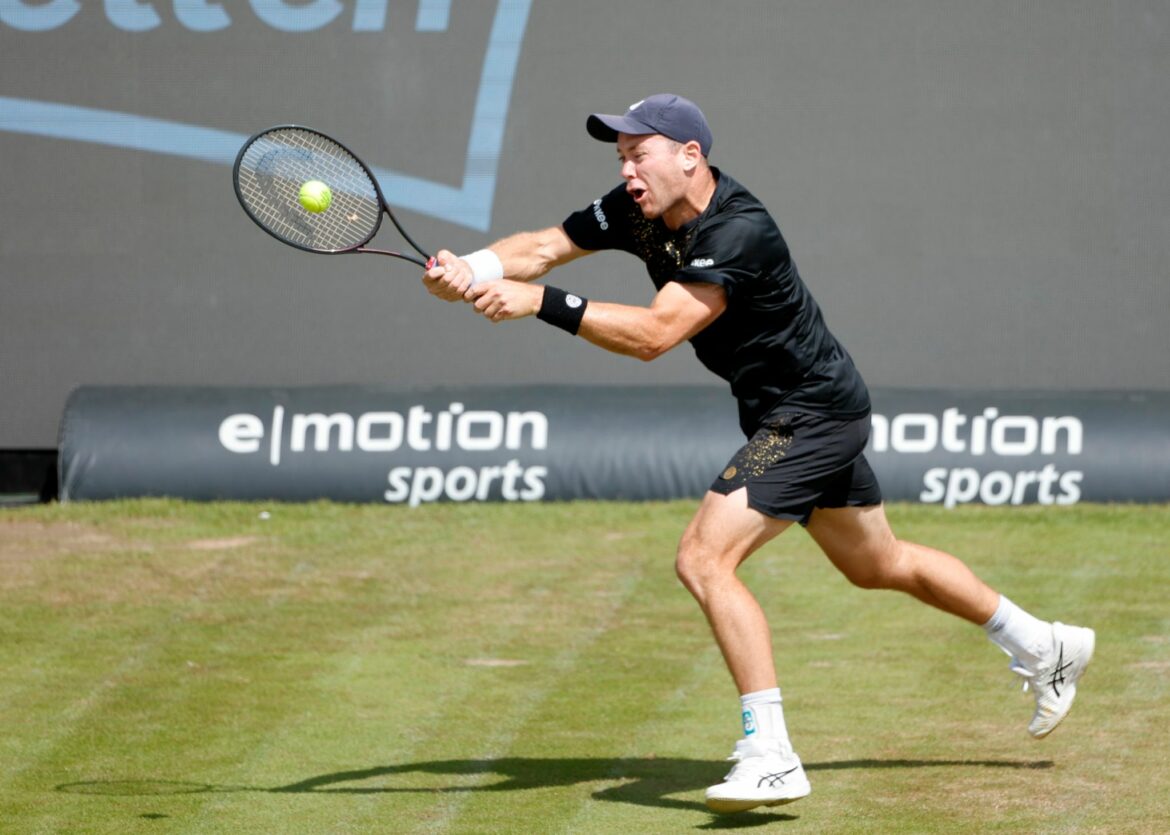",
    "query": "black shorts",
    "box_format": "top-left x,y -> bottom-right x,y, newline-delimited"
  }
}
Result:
709,412 -> 882,524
